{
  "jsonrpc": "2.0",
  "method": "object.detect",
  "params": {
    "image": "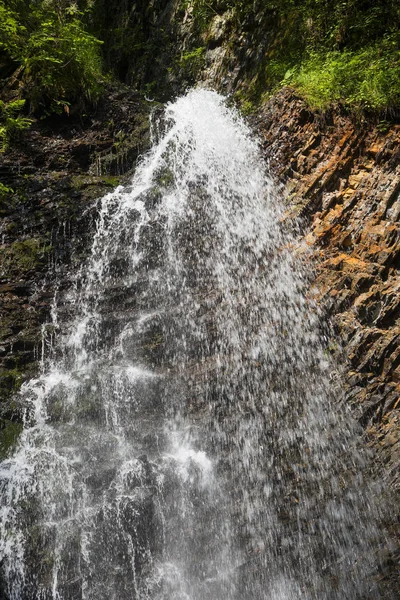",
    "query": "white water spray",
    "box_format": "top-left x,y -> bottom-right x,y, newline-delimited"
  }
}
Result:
0,90 -> 383,599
